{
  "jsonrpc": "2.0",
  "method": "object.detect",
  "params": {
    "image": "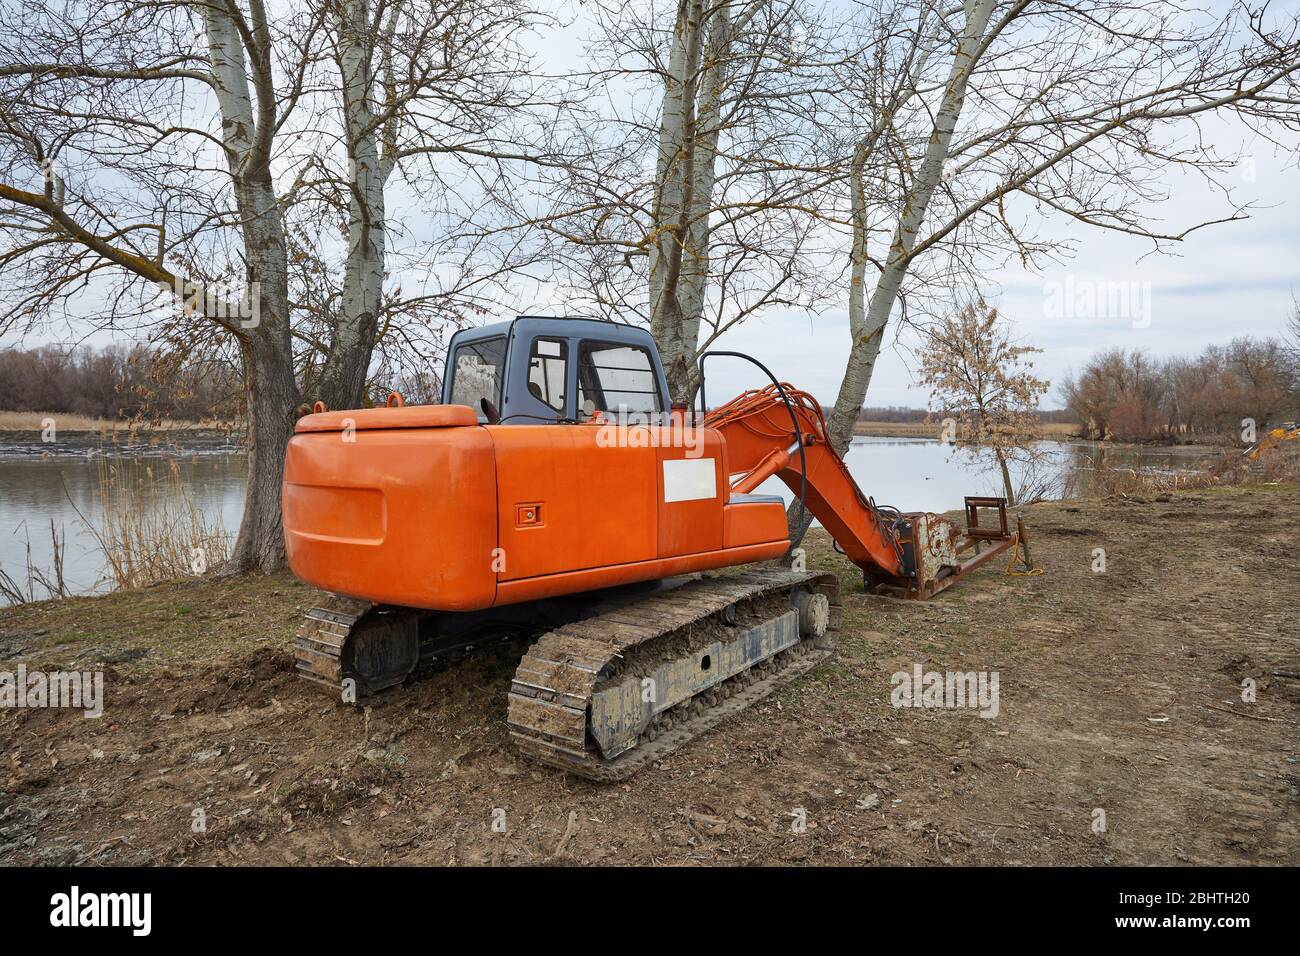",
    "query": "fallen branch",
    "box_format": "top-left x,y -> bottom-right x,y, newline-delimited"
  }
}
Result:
554,810 -> 578,859
1202,703 -> 1284,723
